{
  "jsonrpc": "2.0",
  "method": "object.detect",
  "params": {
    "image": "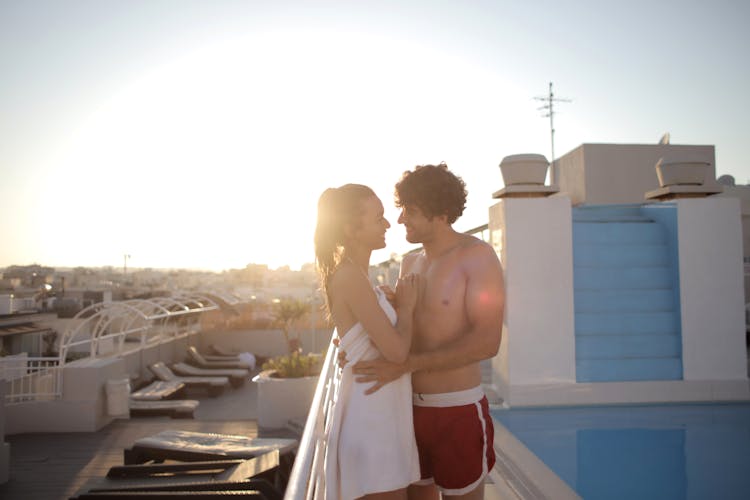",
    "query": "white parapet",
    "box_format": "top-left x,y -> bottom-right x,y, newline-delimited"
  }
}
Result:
488,194 -> 749,408
4,356 -> 130,434
677,197 -> 748,382
489,195 -> 577,405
